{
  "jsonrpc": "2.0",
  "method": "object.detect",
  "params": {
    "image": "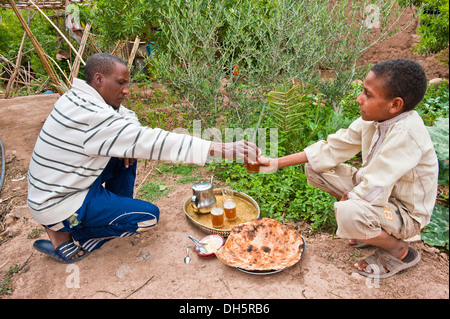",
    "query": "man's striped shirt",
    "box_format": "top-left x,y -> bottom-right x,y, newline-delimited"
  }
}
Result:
27,78 -> 211,225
